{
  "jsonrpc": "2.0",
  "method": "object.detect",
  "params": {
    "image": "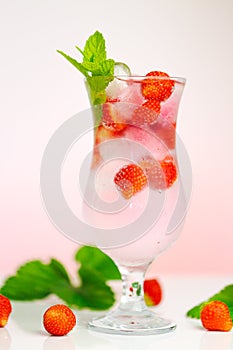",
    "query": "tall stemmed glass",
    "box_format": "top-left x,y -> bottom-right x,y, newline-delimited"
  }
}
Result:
82,73 -> 187,335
